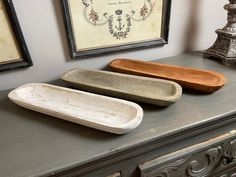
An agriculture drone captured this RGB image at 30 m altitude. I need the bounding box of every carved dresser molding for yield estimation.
[218,172,236,177]
[139,131,236,177]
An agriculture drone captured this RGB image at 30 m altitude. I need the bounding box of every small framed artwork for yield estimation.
[0,0,32,72]
[61,0,171,58]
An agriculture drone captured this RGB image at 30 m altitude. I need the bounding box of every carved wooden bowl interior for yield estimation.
[109,59,227,93]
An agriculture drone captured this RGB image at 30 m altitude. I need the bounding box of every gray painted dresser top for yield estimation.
[0,53,236,177]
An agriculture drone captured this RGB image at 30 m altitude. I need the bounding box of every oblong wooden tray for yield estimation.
[109,59,227,93]
[8,83,143,134]
[61,69,182,106]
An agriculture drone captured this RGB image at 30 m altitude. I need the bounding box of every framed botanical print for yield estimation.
[61,0,171,58]
[0,0,32,72]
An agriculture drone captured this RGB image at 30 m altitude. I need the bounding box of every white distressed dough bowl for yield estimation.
[8,83,143,134]
[61,69,182,106]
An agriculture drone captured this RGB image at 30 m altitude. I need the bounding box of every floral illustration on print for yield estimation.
[81,0,155,39]
[140,4,149,17]
[82,0,90,7]
[89,9,99,23]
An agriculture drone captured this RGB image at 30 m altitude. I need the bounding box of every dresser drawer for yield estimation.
[139,130,236,177]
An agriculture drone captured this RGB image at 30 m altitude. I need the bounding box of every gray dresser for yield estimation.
[1,52,236,177]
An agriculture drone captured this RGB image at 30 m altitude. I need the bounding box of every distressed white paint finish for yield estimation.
[8,83,143,134]
[61,69,182,106]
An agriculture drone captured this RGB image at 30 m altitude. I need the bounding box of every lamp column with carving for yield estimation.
[204,0,236,65]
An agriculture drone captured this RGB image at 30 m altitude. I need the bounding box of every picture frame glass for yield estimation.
[62,0,171,57]
[69,0,163,51]
[0,1,22,64]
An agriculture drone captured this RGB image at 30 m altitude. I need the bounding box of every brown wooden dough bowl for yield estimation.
[109,59,227,93]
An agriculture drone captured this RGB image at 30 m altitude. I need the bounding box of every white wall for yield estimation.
[0,0,228,90]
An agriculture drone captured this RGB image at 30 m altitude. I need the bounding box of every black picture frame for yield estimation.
[0,0,32,72]
[61,0,172,58]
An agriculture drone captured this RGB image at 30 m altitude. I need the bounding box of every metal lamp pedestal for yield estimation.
[204,0,236,65]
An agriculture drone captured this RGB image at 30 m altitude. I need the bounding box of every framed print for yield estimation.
[0,0,32,72]
[61,0,171,58]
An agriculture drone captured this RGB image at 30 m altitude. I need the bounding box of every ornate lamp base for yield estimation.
[204,29,236,65]
[204,0,236,65]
